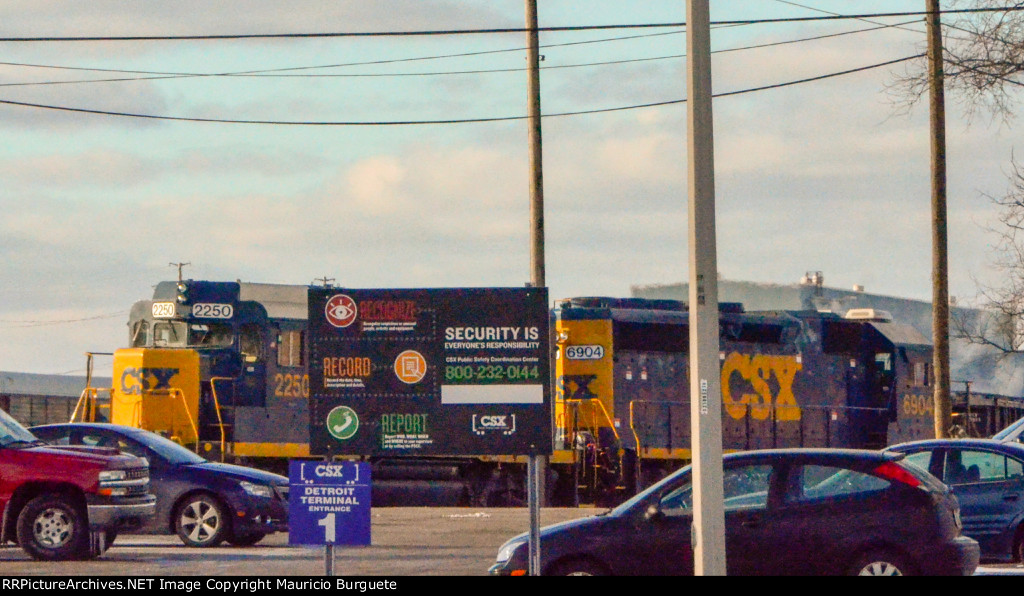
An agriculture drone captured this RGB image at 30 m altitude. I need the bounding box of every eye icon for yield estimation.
[325,294,358,328]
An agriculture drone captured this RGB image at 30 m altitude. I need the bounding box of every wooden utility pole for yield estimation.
[927,0,952,438]
[525,0,545,578]
[527,0,545,286]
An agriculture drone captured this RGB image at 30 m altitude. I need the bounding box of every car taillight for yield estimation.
[872,462,922,488]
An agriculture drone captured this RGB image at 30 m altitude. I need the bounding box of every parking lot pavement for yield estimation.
[0,507,1020,576]
[0,507,600,576]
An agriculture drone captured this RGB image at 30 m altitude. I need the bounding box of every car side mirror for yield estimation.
[645,504,665,522]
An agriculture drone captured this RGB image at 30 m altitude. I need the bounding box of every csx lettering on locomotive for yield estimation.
[120,367,179,395]
[721,353,802,421]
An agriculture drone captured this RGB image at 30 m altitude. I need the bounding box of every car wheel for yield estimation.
[547,558,608,576]
[1014,527,1024,563]
[849,550,911,576]
[176,494,229,547]
[227,531,266,547]
[15,495,88,561]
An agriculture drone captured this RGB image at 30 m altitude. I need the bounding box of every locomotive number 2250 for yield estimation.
[274,373,310,398]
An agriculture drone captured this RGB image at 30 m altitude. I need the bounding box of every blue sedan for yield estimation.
[31,423,288,547]
[886,439,1024,563]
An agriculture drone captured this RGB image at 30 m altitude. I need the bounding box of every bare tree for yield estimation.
[954,157,1024,351]
[891,0,1024,120]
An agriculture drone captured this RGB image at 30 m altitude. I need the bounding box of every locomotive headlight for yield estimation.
[176,282,189,303]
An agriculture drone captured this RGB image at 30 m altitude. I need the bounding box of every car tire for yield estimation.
[547,558,608,576]
[849,549,912,576]
[227,531,266,547]
[15,495,88,561]
[176,494,229,547]
[1014,526,1024,563]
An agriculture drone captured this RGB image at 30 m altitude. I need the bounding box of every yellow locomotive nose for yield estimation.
[110,348,200,446]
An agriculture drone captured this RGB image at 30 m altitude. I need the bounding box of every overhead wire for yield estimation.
[0,6,1021,42]
[0,53,924,125]
[0,19,923,87]
[0,311,128,328]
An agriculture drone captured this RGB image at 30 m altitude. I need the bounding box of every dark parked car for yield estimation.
[31,423,288,547]
[886,438,1024,563]
[490,449,979,576]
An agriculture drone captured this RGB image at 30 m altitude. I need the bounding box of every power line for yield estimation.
[0,54,923,126]
[0,311,128,328]
[0,7,1021,42]
[0,19,922,88]
[0,28,688,78]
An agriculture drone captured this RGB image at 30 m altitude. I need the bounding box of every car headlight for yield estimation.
[99,469,127,482]
[496,538,527,563]
[239,481,274,498]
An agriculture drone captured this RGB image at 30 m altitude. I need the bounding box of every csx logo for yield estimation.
[473,414,516,435]
[721,353,803,421]
[120,367,179,395]
[315,465,348,478]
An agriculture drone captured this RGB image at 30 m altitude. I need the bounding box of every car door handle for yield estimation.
[1004,494,1020,502]
[741,517,762,529]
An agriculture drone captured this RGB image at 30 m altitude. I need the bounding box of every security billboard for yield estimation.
[308,287,551,457]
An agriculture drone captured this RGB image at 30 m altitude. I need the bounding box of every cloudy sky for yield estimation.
[1,1,1021,375]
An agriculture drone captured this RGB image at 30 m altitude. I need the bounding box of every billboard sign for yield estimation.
[308,287,551,457]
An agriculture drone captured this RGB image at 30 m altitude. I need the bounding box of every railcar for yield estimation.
[71,280,1019,506]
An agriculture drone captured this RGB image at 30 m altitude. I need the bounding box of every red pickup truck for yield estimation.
[1,407,156,560]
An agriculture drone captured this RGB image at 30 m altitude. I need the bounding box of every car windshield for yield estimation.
[131,430,207,465]
[993,416,1024,441]
[0,408,41,447]
[608,464,692,516]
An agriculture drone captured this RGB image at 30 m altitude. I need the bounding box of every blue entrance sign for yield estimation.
[288,460,371,546]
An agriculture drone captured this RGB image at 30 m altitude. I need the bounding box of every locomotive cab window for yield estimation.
[188,323,233,348]
[913,362,931,387]
[130,320,150,347]
[277,329,304,367]
[239,324,263,363]
[153,321,187,347]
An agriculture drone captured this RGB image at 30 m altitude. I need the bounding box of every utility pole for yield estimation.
[927,0,952,438]
[526,0,545,286]
[525,0,545,578]
[686,0,727,576]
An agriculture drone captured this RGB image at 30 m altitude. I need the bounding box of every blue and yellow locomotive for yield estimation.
[91,280,941,506]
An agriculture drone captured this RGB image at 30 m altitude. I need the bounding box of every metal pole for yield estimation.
[927,0,952,439]
[325,543,335,576]
[324,455,336,576]
[686,0,727,576]
[527,454,541,575]
[525,0,545,577]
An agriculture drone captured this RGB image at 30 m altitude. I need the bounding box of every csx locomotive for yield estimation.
[83,280,946,506]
